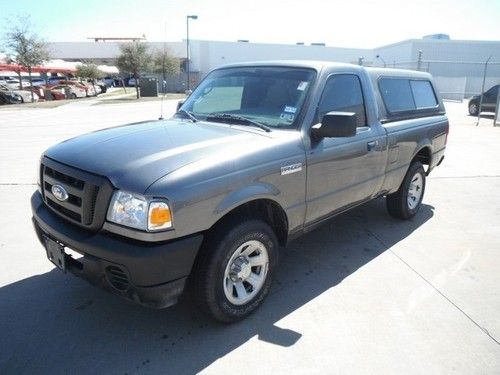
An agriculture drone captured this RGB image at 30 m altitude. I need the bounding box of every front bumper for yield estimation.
[31,191,203,308]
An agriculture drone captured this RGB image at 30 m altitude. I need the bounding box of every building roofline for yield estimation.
[375,38,500,50]
[181,39,373,52]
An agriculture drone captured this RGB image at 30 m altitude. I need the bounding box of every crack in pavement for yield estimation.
[355,216,500,346]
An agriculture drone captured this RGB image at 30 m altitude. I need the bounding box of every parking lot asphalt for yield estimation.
[0,100,499,374]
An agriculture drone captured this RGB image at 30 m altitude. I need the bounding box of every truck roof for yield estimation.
[365,67,433,80]
[214,60,360,72]
[215,60,434,80]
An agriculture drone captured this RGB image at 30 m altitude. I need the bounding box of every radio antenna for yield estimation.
[159,21,167,120]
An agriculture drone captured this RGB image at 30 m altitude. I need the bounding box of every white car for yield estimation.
[0,84,39,103]
[4,79,31,89]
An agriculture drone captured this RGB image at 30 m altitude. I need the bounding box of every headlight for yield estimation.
[106,191,172,231]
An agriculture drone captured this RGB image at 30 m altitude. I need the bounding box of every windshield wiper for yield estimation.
[175,109,198,122]
[206,113,271,132]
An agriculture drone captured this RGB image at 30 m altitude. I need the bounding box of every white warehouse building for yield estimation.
[48,36,500,99]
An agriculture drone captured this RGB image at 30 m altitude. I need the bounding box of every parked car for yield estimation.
[102,76,115,87]
[127,77,138,86]
[468,84,499,115]
[113,77,125,87]
[30,78,46,87]
[43,86,66,100]
[0,84,39,103]
[31,61,448,322]
[47,76,68,86]
[49,84,86,99]
[0,90,23,104]
[94,79,107,93]
[4,79,30,89]
[52,80,96,97]
[24,86,46,100]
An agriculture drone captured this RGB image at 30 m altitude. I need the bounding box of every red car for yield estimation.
[43,85,86,100]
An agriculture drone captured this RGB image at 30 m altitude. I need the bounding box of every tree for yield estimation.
[2,15,51,102]
[152,48,180,93]
[76,62,102,97]
[116,41,152,99]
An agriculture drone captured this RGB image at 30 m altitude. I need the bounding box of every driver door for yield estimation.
[305,74,387,225]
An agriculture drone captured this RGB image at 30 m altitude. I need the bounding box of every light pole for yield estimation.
[376,54,386,68]
[186,15,198,93]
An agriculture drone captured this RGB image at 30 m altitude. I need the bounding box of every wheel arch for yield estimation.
[210,197,289,247]
[412,145,432,174]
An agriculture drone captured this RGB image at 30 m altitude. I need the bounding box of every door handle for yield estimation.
[367,141,378,151]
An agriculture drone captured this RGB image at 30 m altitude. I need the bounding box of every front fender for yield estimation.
[215,182,281,215]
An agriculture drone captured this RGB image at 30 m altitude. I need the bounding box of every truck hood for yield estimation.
[45,119,267,192]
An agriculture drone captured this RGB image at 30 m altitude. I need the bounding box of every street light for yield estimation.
[186,15,198,93]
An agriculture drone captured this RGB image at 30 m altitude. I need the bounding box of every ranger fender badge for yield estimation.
[281,163,302,175]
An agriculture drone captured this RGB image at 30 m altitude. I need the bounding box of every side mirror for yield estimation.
[311,111,357,139]
[176,99,185,111]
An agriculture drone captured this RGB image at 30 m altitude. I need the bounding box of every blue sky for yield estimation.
[1,0,499,48]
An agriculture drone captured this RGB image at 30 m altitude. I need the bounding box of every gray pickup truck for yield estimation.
[31,61,448,322]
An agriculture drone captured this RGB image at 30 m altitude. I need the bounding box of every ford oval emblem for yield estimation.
[51,184,69,202]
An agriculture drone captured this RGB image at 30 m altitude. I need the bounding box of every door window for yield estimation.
[317,74,367,127]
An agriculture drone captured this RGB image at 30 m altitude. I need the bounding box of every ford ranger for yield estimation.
[31,61,448,322]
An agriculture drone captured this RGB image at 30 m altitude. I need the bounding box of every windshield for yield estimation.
[180,66,316,129]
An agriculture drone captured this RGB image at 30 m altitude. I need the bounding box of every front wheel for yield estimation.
[191,219,278,323]
[386,161,426,219]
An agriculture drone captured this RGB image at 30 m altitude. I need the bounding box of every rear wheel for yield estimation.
[468,101,479,116]
[70,93,77,99]
[386,161,426,219]
[191,219,278,323]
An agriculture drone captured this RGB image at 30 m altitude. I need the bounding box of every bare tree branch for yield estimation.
[2,15,51,102]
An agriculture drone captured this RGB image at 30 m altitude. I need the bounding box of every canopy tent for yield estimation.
[0,62,76,74]
[0,60,119,75]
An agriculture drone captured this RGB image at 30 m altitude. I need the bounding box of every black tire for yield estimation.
[386,161,426,219]
[468,100,479,116]
[190,219,279,323]
[70,93,77,99]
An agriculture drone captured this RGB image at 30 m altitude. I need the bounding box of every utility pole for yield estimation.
[477,55,492,126]
[186,15,198,93]
[376,54,386,67]
[417,50,423,71]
